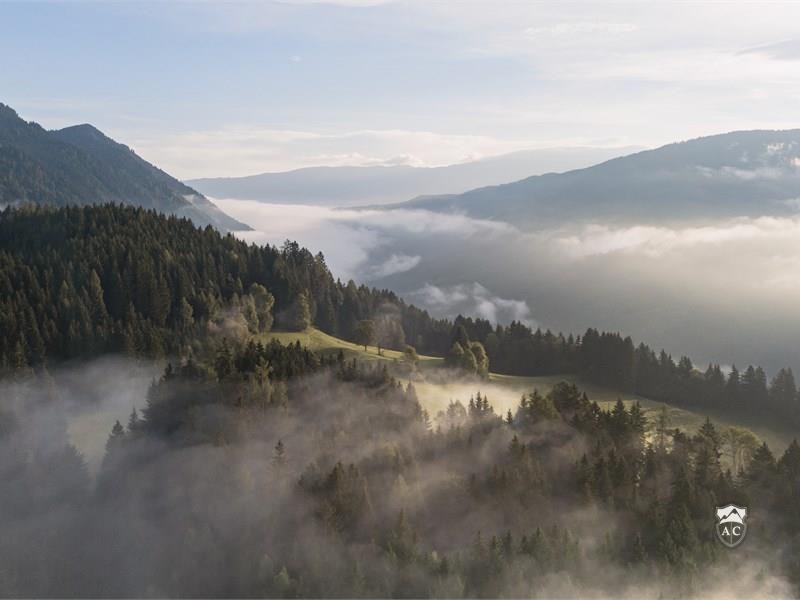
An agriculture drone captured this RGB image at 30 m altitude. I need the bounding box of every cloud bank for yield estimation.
[134,128,537,179]
[217,197,800,374]
[409,282,533,326]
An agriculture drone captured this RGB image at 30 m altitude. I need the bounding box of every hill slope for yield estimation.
[186,147,635,207]
[263,328,794,456]
[389,130,800,225]
[0,103,248,231]
[0,203,454,368]
[263,327,441,366]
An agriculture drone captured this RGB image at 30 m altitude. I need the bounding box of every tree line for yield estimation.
[0,204,452,371]
[453,317,800,428]
[2,203,799,429]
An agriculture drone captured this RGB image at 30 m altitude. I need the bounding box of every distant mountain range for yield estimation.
[186,147,636,207]
[384,130,800,225]
[0,103,248,231]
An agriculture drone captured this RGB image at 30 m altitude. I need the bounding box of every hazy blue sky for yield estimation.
[4,1,800,177]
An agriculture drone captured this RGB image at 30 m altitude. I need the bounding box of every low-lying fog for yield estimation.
[3,357,161,476]
[217,197,800,375]
[4,357,794,599]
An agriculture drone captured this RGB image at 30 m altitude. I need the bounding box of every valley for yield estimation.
[7,2,800,597]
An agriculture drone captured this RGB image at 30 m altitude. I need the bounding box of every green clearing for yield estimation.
[263,329,796,453]
[261,328,444,366]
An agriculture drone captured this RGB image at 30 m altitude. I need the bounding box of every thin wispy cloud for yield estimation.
[409,282,534,326]
[132,128,534,178]
[524,22,638,37]
[739,39,800,61]
[8,1,800,176]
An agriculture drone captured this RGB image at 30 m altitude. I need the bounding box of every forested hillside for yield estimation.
[0,103,246,230]
[2,203,799,430]
[0,203,452,368]
[2,203,800,596]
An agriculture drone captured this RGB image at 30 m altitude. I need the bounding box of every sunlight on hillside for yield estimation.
[263,330,794,455]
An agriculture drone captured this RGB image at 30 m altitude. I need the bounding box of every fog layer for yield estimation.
[217,198,800,374]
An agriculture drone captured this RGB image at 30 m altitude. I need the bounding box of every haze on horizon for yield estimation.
[4,0,800,178]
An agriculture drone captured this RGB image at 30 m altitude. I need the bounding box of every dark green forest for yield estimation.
[454,317,800,428]
[0,203,453,367]
[2,203,799,430]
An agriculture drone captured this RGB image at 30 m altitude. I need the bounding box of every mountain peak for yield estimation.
[0,103,21,121]
[0,101,249,232]
[55,123,116,146]
[58,123,105,137]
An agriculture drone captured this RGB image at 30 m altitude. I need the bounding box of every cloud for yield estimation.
[18,0,800,182]
[279,0,392,6]
[739,39,800,61]
[368,253,421,278]
[524,22,638,36]
[366,153,426,167]
[553,217,800,260]
[132,128,535,179]
[214,197,800,374]
[695,165,790,181]
[409,282,534,326]
[214,199,513,281]
[213,200,382,280]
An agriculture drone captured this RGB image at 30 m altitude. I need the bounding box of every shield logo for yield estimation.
[715,504,747,548]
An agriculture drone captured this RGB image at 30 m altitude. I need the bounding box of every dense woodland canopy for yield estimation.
[2,203,800,429]
[0,203,452,366]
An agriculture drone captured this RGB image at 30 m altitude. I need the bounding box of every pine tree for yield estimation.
[747,442,776,484]
[779,439,800,477]
[215,338,235,380]
[273,439,287,468]
[127,407,140,433]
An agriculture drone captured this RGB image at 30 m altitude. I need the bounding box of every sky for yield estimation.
[3,1,800,178]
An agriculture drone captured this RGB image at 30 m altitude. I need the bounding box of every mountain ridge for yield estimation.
[186,146,639,207]
[380,129,800,225]
[0,103,249,231]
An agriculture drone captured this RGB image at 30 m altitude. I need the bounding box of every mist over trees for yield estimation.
[3,338,800,597]
[445,325,489,378]
[3,203,800,596]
